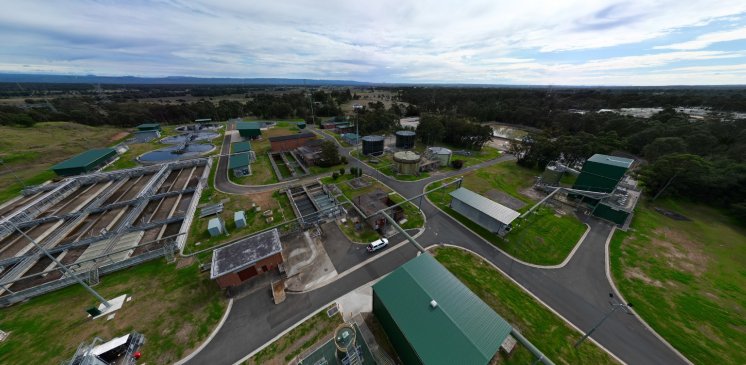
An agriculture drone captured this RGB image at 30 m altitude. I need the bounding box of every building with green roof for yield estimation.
[237,121,262,139]
[51,148,117,176]
[229,153,250,177]
[373,254,513,365]
[232,141,252,153]
[572,154,633,193]
[136,123,161,131]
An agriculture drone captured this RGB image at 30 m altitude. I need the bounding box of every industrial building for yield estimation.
[232,141,252,153]
[373,254,513,365]
[342,133,360,145]
[135,123,161,131]
[236,121,262,139]
[425,147,452,167]
[354,189,403,232]
[229,152,251,177]
[50,148,118,176]
[269,132,315,152]
[449,187,519,236]
[210,228,284,288]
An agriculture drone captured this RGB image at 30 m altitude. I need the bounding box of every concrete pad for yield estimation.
[336,285,373,322]
[92,294,128,320]
[285,235,337,292]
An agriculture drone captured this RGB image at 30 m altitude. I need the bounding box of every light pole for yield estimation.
[1,218,111,308]
[574,293,632,348]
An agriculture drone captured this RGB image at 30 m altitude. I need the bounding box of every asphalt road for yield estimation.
[186,123,688,365]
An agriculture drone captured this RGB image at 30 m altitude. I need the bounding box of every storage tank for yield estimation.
[427,147,452,166]
[395,130,416,149]
[361,135,385,155]
[540,163,563,186]
[393,151,421,175]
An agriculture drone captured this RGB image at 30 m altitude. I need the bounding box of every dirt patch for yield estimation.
[486,189,526,210]
[176,256,195,269]
[251,191,279,210]
[519,187,544,202]
[654,227,708,275]
[625,267,664,287]
[110,131,130,142]
[654,207,691,221]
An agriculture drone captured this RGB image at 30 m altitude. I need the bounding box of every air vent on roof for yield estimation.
[430,300,438,308]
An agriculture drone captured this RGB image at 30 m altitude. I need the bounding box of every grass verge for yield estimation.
[610,200,746,365]
[0,259,226,365]
[434,247,618,364]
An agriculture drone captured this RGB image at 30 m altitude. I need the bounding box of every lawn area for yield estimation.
[245,306,342,364]
[0,122,124,203]
[184,162,296,254]
[434,247,618,364]
[426,160,586,265]
[0,259,226,365]
[610,200,746,365]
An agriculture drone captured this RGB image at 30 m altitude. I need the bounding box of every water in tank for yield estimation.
[395,130,416,149]
[361,135,385,155]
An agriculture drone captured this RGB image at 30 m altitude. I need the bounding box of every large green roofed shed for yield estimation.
[573,153,634,193]
[237,121,262,138]
[228,153,250,170]
[136,123,161,131]
[51,148,117,176]
[232,141,252,153]
[373,254,512,365]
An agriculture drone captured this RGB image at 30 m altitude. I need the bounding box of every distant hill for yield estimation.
[0,73,371,86]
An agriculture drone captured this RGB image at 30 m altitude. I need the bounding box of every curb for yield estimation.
[421,178,589,270]
[603,227,694,365]
[431,244,627,365]
[174,298,234,365]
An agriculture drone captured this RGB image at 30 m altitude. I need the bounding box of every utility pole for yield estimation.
[2,218,111,308]
[574,293,632,348]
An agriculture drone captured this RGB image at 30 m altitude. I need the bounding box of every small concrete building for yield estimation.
[449,187,519,236]
[237,121,262,139]
[50,148,117,176]
[210,228,284,288]
[426,147,452,167]
[136,123,161,131]
[269,132,315,152]
[234,211,246,228]
[207,218,223,237]
[373,254,513,365]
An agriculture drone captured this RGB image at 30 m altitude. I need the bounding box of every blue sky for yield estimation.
[1,0,746,85]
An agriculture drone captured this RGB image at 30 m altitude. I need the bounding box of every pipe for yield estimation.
[511,328,555,365]
[380,211,425,253]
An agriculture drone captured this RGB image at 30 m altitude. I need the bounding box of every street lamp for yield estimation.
[574,293,632,348]
[1,217,111,308]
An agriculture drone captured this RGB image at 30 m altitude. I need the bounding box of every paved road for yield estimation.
[187,123,688,365]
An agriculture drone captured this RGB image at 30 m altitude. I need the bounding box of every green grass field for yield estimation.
[0,122,124,203]
[434,247,618,364]
[426,161,586,265]
[610,200,746,365]
[0,259,226,365]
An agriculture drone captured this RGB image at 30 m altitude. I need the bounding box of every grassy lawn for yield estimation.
[245,306,342,364]
[0,259,226,365]
[610,200,746,365]
[0,122,124,203]
[426,161,586,265]
[434,247,618,364]
[232,153,278,185]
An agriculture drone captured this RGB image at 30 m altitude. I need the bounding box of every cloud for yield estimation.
[0,1,745,84]
[654,26,746,50]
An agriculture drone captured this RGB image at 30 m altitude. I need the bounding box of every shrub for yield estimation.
[339,168,345,175]
[451,159,465,169]
[332,172,339,180]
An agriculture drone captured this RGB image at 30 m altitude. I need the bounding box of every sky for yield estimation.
[1,1,746,85]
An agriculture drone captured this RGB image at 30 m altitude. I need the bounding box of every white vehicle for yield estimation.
[366,237,389,252]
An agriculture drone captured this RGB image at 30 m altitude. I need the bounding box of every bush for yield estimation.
[332,172,339,180]
[340,156,348,164]
[339,168,345,175]
[451,159,465,169]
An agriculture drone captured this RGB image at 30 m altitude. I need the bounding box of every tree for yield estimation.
[416,115,445,145]
[642,137,688,161]
[451,159,464,169]
[317,140,341,167]
[637,154,711,200]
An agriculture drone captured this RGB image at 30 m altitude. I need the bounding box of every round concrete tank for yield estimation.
[361,135,385,155]
[395,130,416,149]
[427,147,452,166]
[394,151,421,175]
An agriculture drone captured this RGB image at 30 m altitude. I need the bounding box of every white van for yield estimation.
[366,238,389,252]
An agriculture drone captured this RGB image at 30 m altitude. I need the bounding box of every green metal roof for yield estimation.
[232,141,252,153]
[51,148,117,170]
[237,121,262,130]
[228,153,249,169]
[587,154,633,168]
[373,254,512,365]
